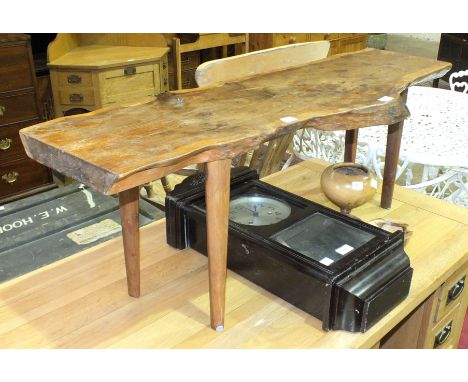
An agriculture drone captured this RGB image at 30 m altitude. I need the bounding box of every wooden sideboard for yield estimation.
[249,33,368,55]
[0,158,466,348]
[47,34,169,117]
[0,34,54,203]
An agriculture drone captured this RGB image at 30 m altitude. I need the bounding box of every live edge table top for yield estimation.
[20,49,450,195]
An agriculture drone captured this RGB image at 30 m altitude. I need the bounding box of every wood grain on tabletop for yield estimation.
[20,49,450,194]
[0,159,466,348]
[194,41,330,178]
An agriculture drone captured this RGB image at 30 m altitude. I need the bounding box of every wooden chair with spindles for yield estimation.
[194,41,331,178]
[145,41,331,200]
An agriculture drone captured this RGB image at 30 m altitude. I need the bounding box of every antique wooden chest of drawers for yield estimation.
[0,34,54,203]
[48,45,169,117]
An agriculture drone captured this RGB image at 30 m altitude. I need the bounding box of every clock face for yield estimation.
[229,194,292,226]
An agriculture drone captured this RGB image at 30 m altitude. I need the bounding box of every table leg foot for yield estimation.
[344,129,358,163]
[205,159,231,330]
[119,187,140,297]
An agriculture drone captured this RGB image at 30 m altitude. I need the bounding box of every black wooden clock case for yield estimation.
[165,168,412,333]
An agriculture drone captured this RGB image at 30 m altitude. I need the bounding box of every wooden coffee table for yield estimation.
[19,48,450,331]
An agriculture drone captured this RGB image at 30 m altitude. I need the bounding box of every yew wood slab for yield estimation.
[20,49,450,194]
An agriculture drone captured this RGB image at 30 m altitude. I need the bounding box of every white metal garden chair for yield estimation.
[286,70,468,208]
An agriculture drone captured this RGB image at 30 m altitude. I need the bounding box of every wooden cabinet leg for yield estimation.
[119,187,140,297]
[381,121,404,209]
[205,159,231,331]
[344,128,358,162]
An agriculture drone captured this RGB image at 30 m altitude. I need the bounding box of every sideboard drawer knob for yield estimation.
[447,276,465,303]
[2,171,19,184]
[67,74,82,84]
[69,93,84,103]
[0,138,12,151]
[0,105,5,116]
[124,66,136,76]
[434,320,452,348]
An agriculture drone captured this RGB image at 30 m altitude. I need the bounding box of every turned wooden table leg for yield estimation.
[119,187,141,297]
[381,90,408,209]
[205,159,231,331]
[344,129,358,162]
[381,121,404,209]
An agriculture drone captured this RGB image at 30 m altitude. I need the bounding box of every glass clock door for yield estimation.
[270,213,376,267]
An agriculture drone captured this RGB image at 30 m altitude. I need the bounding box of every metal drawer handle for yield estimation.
[434,320,452,348]
[0,138,12,151]
[67,74,82,84]
[447,276,465,303]
[2,171,19,184]
[0,105,5,116]
[124,66,136,76]
[69,93,84,103]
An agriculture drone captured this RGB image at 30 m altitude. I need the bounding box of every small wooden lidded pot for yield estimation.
[320,162,378,214]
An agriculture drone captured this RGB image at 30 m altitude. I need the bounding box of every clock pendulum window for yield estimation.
[165,167,413,333]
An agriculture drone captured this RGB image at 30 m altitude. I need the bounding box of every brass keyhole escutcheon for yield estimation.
[2,171,19,184]
[0,138,12,151]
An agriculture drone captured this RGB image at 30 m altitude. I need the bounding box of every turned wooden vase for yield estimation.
[320,162,378,214]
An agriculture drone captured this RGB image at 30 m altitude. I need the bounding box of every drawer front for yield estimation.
[104,64,154,79]
[104,89,155,106]
[0,44,34,92]
[0,92,38,126]
[103,71,155,102]
[0,119,40,161]
[57,71,93,87]
[434,267,467,322]
[59,89,95,106]
[430,304,461,349]
[0,157,52,199]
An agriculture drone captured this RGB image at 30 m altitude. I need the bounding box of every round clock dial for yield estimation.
[229,194,291,226]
